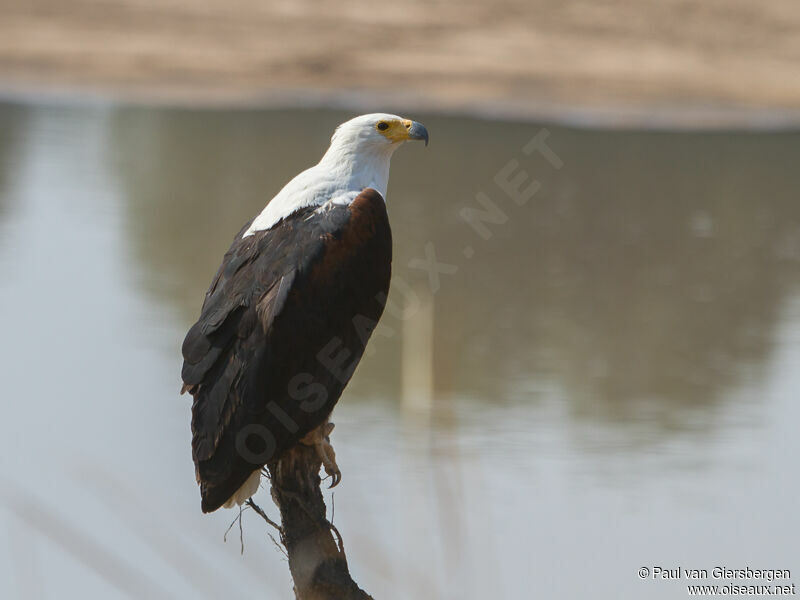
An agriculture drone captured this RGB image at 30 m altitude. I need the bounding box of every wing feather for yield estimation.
[181,190,392,512]
[181,206,329,461]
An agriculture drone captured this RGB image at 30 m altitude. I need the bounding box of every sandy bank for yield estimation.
[1,0,799,128]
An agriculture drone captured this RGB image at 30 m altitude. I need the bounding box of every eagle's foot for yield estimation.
[300,422,341,488]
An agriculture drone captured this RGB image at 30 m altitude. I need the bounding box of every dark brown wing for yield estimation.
[181,188,391,512]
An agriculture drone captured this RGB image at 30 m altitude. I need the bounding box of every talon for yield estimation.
[319,433,341,488]
[326,466,341,488]
[301,421,341,487]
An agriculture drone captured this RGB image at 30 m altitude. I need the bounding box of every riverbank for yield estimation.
[2,0,799,129]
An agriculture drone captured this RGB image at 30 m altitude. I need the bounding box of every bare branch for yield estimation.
[263,434,372,600]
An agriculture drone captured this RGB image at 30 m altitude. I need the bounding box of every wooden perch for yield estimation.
[251,431,372,600]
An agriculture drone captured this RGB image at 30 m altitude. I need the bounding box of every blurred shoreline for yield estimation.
[2,82,800,131]
[2,0,800,130]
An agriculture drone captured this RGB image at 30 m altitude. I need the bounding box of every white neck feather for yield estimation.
[243,132,397,237]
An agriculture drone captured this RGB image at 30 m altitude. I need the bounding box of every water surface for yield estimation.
[0,102,798,599]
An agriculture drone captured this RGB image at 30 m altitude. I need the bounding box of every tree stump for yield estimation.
[259,436,372,600]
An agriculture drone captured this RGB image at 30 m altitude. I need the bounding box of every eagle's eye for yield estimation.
[376,121,389,131]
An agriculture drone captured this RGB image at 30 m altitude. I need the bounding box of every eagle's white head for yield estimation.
[244,113,428,236]
[327,113,429,154]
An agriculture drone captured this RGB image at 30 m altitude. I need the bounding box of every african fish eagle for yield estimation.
[181,113,429,513]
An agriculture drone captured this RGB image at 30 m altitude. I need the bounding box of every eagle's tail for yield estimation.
[200,469,261,513]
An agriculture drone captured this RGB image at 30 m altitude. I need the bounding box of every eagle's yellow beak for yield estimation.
[402,119,429,146]
[379,118,429,146]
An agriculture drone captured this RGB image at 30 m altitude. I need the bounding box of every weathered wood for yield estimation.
[262,439,372,600]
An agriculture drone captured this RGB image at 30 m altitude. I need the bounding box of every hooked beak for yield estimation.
[405,120,429,146]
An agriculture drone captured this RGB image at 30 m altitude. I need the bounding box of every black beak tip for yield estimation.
[409,121,429,146]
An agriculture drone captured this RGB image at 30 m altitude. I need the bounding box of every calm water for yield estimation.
[0,102,798,599]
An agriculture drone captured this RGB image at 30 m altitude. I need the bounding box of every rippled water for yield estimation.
[0,102,798,599]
